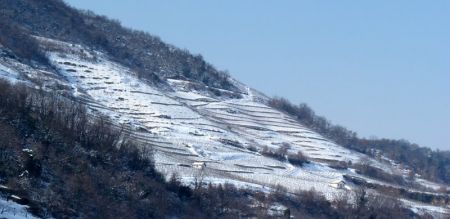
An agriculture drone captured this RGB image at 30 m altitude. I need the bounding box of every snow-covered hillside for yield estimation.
[0,37,448,217]
[42,39,361,197]
[0,196,39,219]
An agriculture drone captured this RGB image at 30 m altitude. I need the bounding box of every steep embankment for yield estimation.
[0,36,448,217]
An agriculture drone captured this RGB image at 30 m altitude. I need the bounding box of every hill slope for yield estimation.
[0,0,448,218]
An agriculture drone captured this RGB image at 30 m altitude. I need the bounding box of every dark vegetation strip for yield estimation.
[0,0,238,93]
[269,97,450,184]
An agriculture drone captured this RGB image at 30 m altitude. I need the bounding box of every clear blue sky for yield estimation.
[65,0,450,150]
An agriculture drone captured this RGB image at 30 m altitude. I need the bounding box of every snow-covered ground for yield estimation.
[404,199,450,219]
[0,196,39,219]
[0,38,447,216]
[46,49,359,199]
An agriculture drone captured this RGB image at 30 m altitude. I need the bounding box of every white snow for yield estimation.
[1,37,448,217]
[0,196,39,219]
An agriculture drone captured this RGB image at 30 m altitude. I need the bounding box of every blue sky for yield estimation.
[65,0,450,150]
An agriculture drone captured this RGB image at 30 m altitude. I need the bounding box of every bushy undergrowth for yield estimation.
[0,19,47,64]
[261,144,309,166]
